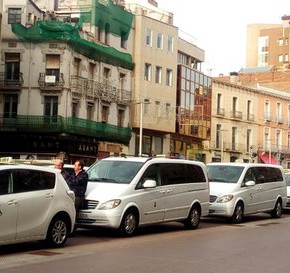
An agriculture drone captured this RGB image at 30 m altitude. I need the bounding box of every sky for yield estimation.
[157,0,290,76]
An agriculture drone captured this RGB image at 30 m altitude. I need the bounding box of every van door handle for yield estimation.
[8,199,18,205]
[45,193,54,199]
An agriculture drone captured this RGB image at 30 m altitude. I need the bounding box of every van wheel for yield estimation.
[45,217,69,248]
[232,202,244,224]
[119,209,138,236]
[271,200,282,218]
[184,206,200,229]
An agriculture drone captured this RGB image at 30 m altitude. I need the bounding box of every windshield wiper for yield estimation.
[89,177,118,183]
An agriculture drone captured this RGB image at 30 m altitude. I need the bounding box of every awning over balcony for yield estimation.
[259,154,277,165]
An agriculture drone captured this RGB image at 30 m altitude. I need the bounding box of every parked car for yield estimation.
[0,164,76,247]
[76,156,209,236]
[284,171,290,210]
[207,163,287,223]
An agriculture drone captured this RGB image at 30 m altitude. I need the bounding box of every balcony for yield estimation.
[71,76,131,104]
[247,113,255,122]
[230,111,243,120]
[38,73,65,91]
[216,108,225,116]
[0,72,24,90]
[0,115,131,144]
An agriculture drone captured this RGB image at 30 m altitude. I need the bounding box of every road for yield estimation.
[1,213,290,273]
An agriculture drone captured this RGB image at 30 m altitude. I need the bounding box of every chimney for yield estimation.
[229,71,239,84]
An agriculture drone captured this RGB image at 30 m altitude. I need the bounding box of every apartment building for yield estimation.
[246,15,290,70]
[125,0,209,159]
[0,0,134,164]
[213,72,290,167]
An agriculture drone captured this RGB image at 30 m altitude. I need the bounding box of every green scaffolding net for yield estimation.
[79,0,134,40]
[11,0,134,70]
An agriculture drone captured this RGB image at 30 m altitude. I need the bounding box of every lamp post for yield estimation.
[138,101,143,157]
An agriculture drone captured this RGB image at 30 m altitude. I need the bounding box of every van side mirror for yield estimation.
[143,179,157,188]
[245,180,255,187]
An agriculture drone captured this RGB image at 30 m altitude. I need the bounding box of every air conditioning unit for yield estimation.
[45,75,56,83]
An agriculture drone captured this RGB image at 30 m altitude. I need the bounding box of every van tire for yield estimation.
[184,206,200,229]
[45,216,69,248]
[232,202,244,224]
[271,200,282,218]
[119,209,138,236]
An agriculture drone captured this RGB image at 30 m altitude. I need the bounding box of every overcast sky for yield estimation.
[157,0,290,76]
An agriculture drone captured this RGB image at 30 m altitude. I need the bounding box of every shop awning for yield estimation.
[259,154,277,164]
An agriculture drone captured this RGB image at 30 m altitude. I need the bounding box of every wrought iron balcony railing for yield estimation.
[0,72,24,88]
[38,73,65,88]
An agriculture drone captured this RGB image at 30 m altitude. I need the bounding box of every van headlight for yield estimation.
[217,195,234,203]
[99,199,121,210]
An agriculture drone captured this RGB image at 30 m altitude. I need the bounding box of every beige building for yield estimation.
[125,0,208,159]
[0,0,134,163]
[246,15,290,70]
[213,73,290,168]
[208,75,259,163]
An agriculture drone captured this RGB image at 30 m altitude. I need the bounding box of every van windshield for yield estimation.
[207,165,245,183]
[87,160,144,184]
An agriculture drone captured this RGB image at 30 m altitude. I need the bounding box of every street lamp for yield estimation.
[136,100,150,157]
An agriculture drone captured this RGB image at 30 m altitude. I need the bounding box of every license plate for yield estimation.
[77,213,88,219]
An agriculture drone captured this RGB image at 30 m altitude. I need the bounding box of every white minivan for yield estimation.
[76,156,209,236]
[207,163,287,223]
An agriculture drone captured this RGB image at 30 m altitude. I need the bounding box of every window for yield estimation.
[118,108,125,127]
[157,32,163,49]
[232,127,237,150]
[87,103,94,120]
[73,57,81,76]
[277,102,282,123]
[5,53,20,81]
[155,101,161,118]
[13,170,55,193]
[145,63,151,81]
[285,54,289,62]
[144,99,150,115]
[44,96,58,122]
[276,130,282,150]
[102,105,109,123]
[105,23,110,45]
[121,32,127,49]
[165,103,171,118]
[246,129,251,152]
[279,54,283,62]
[155,66,162,84]
[167,36,173,52]
[72,102,79,118]
[89,63,95,79]
[46,55,60,81]
[145,28,152,46]
[8,8,21,24]
[166,69,172,86]
[216,124,222,149]
[4,94,18,118]
[103,67,111,80]
[278,38,283,46]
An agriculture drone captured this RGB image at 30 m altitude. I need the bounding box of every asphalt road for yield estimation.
[1,213,290,273]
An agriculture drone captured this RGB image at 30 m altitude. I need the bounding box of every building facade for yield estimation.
[246,15,290,70]
[0,0,134,164]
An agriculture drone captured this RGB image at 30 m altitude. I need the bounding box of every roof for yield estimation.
[239,66,274,74]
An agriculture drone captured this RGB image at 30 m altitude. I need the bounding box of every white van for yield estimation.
[76,156,209,236]
[207,163,287,223]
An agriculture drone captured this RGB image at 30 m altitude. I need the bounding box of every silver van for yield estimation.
[207,163,287,223]
[76,156,209,236]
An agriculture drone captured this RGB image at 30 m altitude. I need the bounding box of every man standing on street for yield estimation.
[54,158,70,182]
[68,160,88,210]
